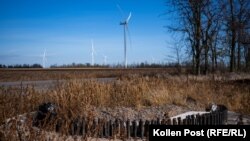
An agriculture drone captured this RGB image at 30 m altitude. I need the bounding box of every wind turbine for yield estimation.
[120,12,132,68]
[42,49,47,68]
[102,55,107,65]
[91,39,96,66]
[151,56,156,64]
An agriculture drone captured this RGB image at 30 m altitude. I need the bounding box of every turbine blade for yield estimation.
[126,12,132,23]
[116,4,125,18]
[91,39,97,54]
[91,39,94,50]
[43,49,47,60]
[43,49,46,57]
[44,49,47,62]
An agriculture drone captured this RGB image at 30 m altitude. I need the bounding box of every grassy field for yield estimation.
[0,69,250,140]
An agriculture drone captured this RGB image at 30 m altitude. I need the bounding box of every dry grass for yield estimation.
[1,73,250,140]
[1,76,250,122]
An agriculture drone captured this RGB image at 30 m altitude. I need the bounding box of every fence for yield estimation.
[49,109,227,139]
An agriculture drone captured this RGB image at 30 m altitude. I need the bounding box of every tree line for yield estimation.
[0,64,42,68]
[50,62,180,69]
[165,0,250,75]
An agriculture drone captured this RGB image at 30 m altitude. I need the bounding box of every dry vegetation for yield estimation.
[1,74,250,122]
[0,69,250,140]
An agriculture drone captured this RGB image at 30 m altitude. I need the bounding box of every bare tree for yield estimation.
[201,0,223,74]
[236,0,250,70]
[168,38,185,72]
[165,0,250,73]
[165,0,207,75]
[222,0,250,71]
[229,0,237,72]
[242,32,250,69]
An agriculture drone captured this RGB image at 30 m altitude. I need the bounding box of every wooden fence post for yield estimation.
[70,120,74,135]
[132,120,137,137]
[196,114,201,125]
[103,119,109,137]
[139,119,144,138]
[157,118,161,125]
[206,114,210,125]
[151,119,155,125]
[167,119,171,125]
[214,113,217,125]
[127,120,131,138]
[82,117,86,137]
[98,118,103,138]
[109,119,113,137]
[191,115,195,125]
[77,118,82,135]
[218,112,221,125]
[173,118,177,125]
[186,116,191,125]
[210,113,214,125]
[121,120,126,138]
[215,113,219,125]
[177,117,182,125]
[161,118,166,125]
[114,119,120,138]
[144,120,150,138]
[182,118,187,125]
[202,114,206,125]
[91,118,97,137]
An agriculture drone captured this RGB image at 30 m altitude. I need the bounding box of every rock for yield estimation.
[205,103,227,113]
[33,102,57,127]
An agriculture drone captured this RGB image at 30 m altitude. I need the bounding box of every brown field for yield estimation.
[0,68,250,140]
[0,68,176,82]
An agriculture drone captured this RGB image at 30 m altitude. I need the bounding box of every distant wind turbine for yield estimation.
[120,12,132,68]
[42,49,47,68]
[103,55,107,65]
[91,39,96,66]
[151,56,156,64]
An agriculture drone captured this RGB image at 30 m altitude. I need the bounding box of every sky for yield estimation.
[0,0,176,67]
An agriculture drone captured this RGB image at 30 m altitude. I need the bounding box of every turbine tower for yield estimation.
[120,12,132,68]
[91,39,95,66]
[42,49,47,68]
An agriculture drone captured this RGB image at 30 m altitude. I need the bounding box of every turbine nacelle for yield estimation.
[120,22,126,25]
[120,12,132,25]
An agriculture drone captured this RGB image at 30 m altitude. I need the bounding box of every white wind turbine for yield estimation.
[42,49,47,68]
[91,39,96,66]
[102,55,107,65]
[151,55,156,64]
[120,12,132,68]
